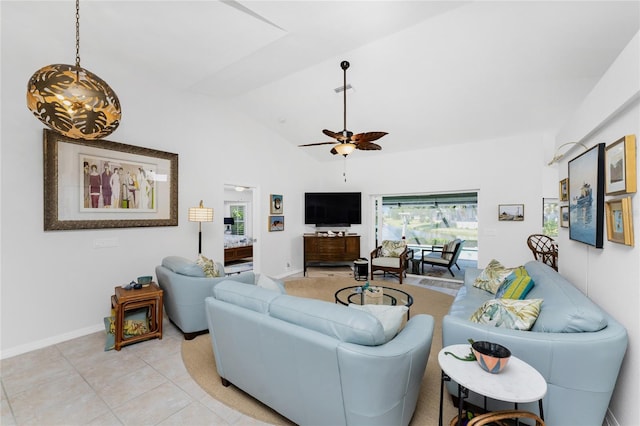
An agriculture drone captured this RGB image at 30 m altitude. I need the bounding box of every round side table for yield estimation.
[438,344,547,426]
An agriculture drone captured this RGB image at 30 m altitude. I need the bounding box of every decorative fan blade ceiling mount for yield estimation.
[298,60,387,157]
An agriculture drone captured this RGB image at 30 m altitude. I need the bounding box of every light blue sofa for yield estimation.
[205,280,435,426]
[442,260,628,426]
[155,256,284,339]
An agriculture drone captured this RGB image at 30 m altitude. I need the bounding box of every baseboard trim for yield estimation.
[0,323,104,360]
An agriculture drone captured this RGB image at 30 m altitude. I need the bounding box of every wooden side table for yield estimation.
[111,282,163,351]
[438,344,547,426]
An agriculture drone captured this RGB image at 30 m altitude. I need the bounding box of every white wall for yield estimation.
[551,33,640,426]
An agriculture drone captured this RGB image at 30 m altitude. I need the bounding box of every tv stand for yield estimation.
[303,234,361,276]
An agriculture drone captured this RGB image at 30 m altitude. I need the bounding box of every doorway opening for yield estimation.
[223,184,255,275]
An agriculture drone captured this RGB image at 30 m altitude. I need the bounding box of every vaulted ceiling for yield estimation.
[6,1,640,161]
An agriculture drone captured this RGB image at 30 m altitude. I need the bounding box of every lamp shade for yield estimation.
[188,200,213,222]
[27,64,121,139]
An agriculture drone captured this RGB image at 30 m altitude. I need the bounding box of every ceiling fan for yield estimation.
[299,60,388,157]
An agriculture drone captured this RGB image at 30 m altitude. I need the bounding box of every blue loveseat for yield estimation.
[205,280,435,425]
[442,260,628,426]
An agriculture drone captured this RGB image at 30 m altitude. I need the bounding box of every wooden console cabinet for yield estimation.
[303,234,360,275]
[224,245,253,265]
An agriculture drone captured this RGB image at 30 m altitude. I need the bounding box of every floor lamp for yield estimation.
[188,200,213,254]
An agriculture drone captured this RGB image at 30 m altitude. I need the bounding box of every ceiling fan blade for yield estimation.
[298,141,336,147]
[356,142,382,151]
[351,131,388,143]
[322,129,351,142]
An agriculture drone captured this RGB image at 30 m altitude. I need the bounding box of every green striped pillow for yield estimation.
[496,267,534,299]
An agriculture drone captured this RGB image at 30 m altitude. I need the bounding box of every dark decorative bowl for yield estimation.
[472,341,511,374]
[137,276,152,285]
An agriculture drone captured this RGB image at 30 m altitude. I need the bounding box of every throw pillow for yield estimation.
[495,267,535,299]
[381,240,406,258]
[256,274,281,292]
[196,254,220,278]
[473,259,515,294]
[469,298,543,331]
[349,304,409,342]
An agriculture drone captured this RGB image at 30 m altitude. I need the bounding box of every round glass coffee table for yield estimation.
[334,286,413,319]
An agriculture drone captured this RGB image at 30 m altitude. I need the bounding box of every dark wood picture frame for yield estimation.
[568,143,605,248]
[605,135,636,195]
[43,129,178,230]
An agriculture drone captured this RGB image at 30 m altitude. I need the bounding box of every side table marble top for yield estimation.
[438,344,547,403]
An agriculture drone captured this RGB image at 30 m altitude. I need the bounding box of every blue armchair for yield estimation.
[156,256,284,339]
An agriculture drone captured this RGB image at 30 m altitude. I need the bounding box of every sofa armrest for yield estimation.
[337,314,435,426]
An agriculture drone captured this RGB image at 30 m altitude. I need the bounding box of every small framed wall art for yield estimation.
[559,178,569,201]
[560,206,569,228]
[268,215,284,232]
[605,197,634,246]
[498,204,524,221]
[605,135,636,195]
[270,194,283,214]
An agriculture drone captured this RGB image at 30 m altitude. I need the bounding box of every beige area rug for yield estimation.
[304,265,354,278]
[181,277,458,425]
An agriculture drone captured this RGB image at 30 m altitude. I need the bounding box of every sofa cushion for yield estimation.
[270,295,387,346]
[495,267,535,299]
[197,254,221,277]
[381,240,405,257]
[524,261,608,332]
[349,304,408,342]
[473,259,514,294]
[161,256,206,277]
[213,280,280,314]
[470,298,543,331]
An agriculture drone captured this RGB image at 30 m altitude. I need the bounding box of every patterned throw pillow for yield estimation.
[381,240,406,257]
[196,254,221,277]
[495,266,535,299]
[473,259,514,294]
[470,298,543,331]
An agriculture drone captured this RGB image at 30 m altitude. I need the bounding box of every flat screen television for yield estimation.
[305,192,362,226]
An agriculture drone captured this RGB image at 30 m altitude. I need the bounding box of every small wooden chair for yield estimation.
[370,240,411,284]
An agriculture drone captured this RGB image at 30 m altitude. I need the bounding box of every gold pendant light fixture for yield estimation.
[26,0,121,140]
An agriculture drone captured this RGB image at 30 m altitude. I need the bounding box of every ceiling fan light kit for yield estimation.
[299,60,387,157]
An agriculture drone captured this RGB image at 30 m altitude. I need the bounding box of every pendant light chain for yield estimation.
[75,0,81,68]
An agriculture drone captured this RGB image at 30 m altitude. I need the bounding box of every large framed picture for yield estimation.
[43,129,178,230]
[568,143,605,248]
[605,135,636,195]
[605,197,634,246]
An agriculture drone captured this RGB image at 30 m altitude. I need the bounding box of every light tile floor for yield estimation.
[1,271,460,426]
[1,319,271,426]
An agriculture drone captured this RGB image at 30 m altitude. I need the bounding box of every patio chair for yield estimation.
[421,239,464,277]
